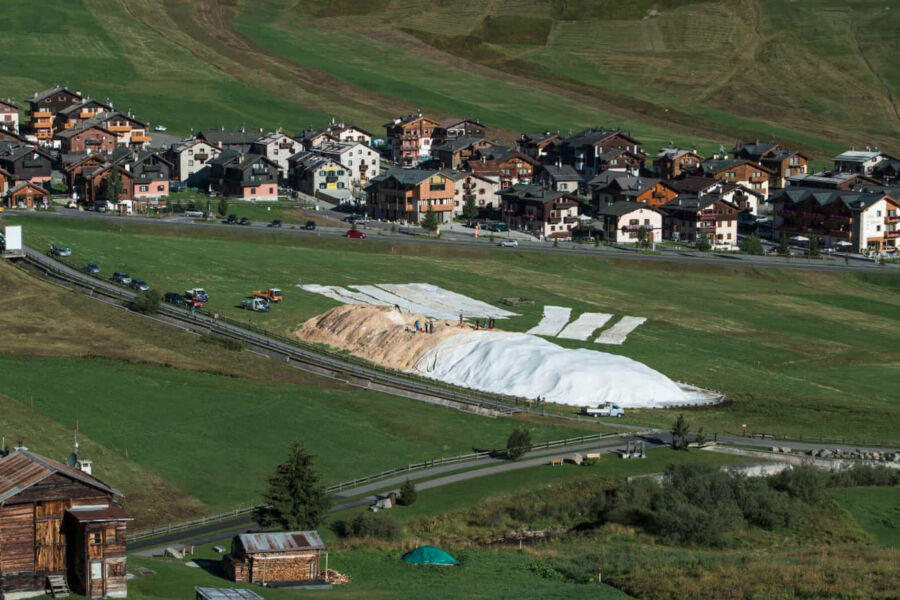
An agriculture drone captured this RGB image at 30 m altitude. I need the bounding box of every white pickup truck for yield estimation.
[581,403,625,418]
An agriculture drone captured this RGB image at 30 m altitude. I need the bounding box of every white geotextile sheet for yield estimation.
[298,284,352,304]
[412,331,693,408]
[329,286,391,305]
[557,312,613,340]
[526,306,572,336]
[377,283,518,319]
[594,316,647,345]
[350,285,453,318]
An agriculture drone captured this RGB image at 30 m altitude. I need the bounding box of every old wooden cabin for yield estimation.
[224,531,327,585]
[0,449,132,600]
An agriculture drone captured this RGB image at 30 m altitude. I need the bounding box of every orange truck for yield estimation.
[252,288,283,303]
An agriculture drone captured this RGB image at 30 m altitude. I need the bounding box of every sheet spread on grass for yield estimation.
[526,306,572,336]
[413,331,698,408]
[595,316,648,345]
[557,312,613,340]
[298,283,519,319]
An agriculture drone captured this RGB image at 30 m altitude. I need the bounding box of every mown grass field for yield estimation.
[11,215,900,444]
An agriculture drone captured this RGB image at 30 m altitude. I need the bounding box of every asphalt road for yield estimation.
[7,209,897,274]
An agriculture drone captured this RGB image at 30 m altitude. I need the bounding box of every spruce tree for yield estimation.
[506,427,533,459]
[217,197,229,217]
[421,207,440,232]
[103,168,122,204]
[696,233,711,252]
[778,232,790,256]
[254,441,332,530]
[462,195,479,221]
[397,479,418,506]
[672,414,690,450]
[739,234,764,255]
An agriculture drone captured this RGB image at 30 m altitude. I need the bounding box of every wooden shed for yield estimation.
[224,531,327,585]
[0,449,132,600]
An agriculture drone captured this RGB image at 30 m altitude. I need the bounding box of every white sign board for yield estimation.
[4,226,22,251]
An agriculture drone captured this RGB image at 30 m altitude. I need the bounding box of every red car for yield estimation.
[345,229,366,239]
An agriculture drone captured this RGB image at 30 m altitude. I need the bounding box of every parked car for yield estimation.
[225,214,238,224]
[112,272,131,285]
[580,403,625,418]
[184,288,209,302]
[303,220,317,231]
[345,229,366,239]
[184,210,204,218]
[268,219,282,228]
[499,239,519,248]
[129,278,150,291]
[49,244,72,258]
[164,292,187,306]
[82,263,101,275]
[239,217,251,226]
[154,124,167,132]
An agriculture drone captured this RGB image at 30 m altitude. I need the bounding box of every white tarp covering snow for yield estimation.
[594,316,647,345]
[298,283,518,319]
[526,306,572,336]
[557,312,613,340]
[413,331,704,408]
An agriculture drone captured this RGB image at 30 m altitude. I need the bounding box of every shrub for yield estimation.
[343,511,401,540]
[398,479,417,506]
[506,427,532,459]
[130,289,161,315]
[769,467,828,505]
[739,234,764,255]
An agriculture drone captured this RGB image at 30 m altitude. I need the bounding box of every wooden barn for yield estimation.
[224,531,327,585]
[0,449,132,600]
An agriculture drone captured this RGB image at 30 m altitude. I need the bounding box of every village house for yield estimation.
[165,139,222,188]
[430,137,492,170]
[661,195,741,249]
[652,148,703,179]
[433,118,487,143]
[82,111,150,148]
[595,201,663,244]
[62,153,108,193]
[0,98,20,133]
[54,99,112,133]
[536,164,581,193]
[668,175,720,197]
[871,156,900,184]
[366,168,455,224]
[209,151,279,200]
[224,531,327,585]
[322,121,373,146]
[197,129,262,153]
[831,149,885,176]
[295,129,334,151]
[26,86,83,142]
[287,152,351,202]
[5,180,49,209]
[698,157,773,196]
[0,128,30,147]
[384,113,441,166]
[54,122,117,155]
[786,171,878,191]
[80,163,134,213]
[732,140,808,189]
[515,132,563,160]
[550,129,644,177]
[443,170,500,217]
[249,132,301,180]
[116,149,173,203]
[591,175,678,209]
[499,183,581,240]
[769,188,900,255]
[0,447,132,599]
[312,141,380,195]
[0,144,53,187]
[469,149,539,189]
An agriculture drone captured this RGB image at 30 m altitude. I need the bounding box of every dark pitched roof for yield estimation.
[542,164,581,180]
[700,158,773,175]
[431,136,485,153]
[0,98,19,110]
[499,182,577,204]
[668,176,718,194]
[54,121,114,139]
[0,143,53,161]
[85,110,147,129]
[198,129,260,146]
[8,180,49,195]
[0,449,119,503]
[57,99,112,117]
[770,187,889,211]
[596,201,660,217]
[30,86,81,103]
[371,167,444,186]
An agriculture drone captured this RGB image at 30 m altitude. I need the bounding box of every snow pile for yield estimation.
[413,331,699,408]
[526,306,571,336]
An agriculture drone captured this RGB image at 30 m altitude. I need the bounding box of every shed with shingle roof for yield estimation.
[225,531,327,585]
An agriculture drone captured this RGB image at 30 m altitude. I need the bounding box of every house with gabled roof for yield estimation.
[434,118,487,143]
[786,171,877,191]
[831,149,885,176]
[769,187,900,254]
[698,157,773,197]
[54,122,117,154]
[224,531,327,584]
[287,151,351,202]
[443,169,500,217]
[653,148,703,179]
[661,195,741,249]
[113,148,173,202]
[595,201,663,244]
[165,138,222,187]
[54,99,112,133]
[0,447,132,599]
[550,128,644,177]
[85,111,150,148]
[323,121,373,146]
[732,140,808,188]
[498,183,582,240]
[312,140,381,193]
[249,131,301,179]
[469,148,538,188]
[0,98,20,134]
[209,151,279,200]
[384,113,441,166]
[430,136,492,170]
[515,131,563,160]
[536,164,581,193]
[591,175,678,209]
[62,152,109,193]
[5,180,49,209]
[0,143,53,186]
[197,129,262,153]
[26,86,83,141]
[366,168,455,223]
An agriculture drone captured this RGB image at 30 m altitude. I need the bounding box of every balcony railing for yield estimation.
[31,110,52,118]
[131,135,152,143]
[886,215,900,224]
[886,230,900,239]
[699,213,717,221]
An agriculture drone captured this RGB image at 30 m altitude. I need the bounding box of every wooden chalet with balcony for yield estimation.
[433,118,487,143]
[698,157,774,197]
[87,112,151,148]
[515,132,563,160]
[366,168,455,224]
[224,531,327,585]
[62,153,108,193]
[469,149,539,189]
[54,123,117,155]
[499,183,581,240]
[209,151,279,200]
[115,149,173,203]
[653,148,703,179]
[732,141,808,189]
[0,448,132,600]
[661,195,741,249]
[197,129,263,153]
[5,181,49,209]
[550,129,645,177]
[26,87,83,142]
[54,100,112,133]
[591,176,678,209]
[430,137,492,170]
[249,132,301,180]
[384,113,441,166]
[80,163,134,212]
[770,188,900,255]
[0,144,53,187]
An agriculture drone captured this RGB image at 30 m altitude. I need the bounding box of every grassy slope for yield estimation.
[12,215,900,443]
[832,486,900,549]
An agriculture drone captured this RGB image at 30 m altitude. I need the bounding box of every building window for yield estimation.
[319,183,326,189]
[139,185,148,192]
[251,188,256,194]
[91,532,101,545]
[188,160,194,167]
[157,184,165,191]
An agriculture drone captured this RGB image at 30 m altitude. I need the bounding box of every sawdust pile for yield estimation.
[296,305,476,370]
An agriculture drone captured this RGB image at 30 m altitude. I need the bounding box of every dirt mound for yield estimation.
[296,305,477,370]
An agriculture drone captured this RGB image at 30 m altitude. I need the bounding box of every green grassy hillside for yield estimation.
[3,1,899,156]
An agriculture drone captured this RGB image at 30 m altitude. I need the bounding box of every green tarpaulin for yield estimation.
[402,545,458,565]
